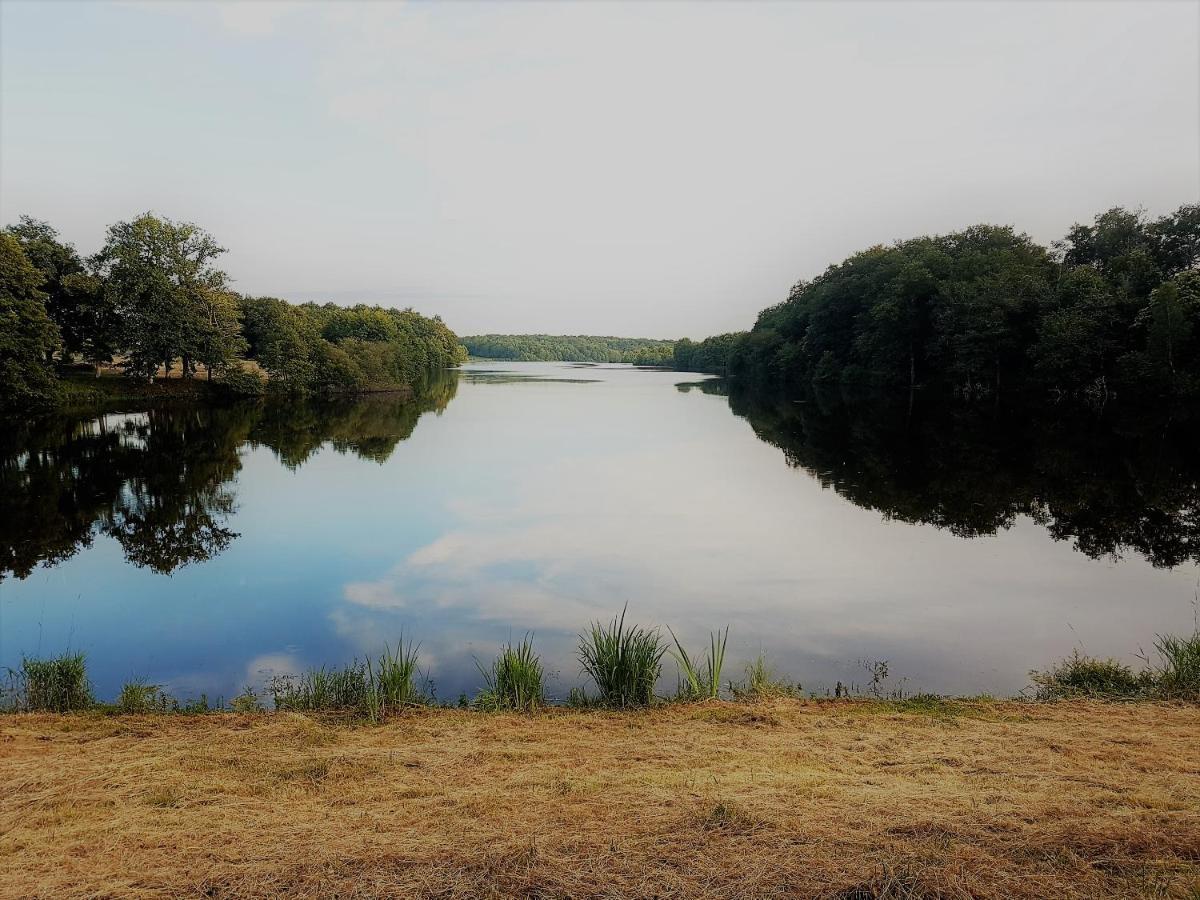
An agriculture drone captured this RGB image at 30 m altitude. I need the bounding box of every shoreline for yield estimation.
[3,698,1197,898]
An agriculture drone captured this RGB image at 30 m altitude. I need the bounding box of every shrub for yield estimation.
[219,368,266,397]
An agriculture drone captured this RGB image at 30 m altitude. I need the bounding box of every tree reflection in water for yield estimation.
[0,372,458,580]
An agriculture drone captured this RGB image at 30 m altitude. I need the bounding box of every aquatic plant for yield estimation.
[20,653,93,712]
[578,606,665,707]
[668,626,728,701]
[476,636,544,712]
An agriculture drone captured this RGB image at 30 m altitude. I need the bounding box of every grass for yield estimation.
[1030,650,1148,699]
[366,635,424,719]
[668,625,728,700]
[271,664,371,713]
[476,636,544,712]
[4,699,1198,897]
[116,679,175,714]
[730,652,802,699]
[16,652,93,712]
[1031,629,1200,701]
[1150,628,1200,700]
[577,605,666,707]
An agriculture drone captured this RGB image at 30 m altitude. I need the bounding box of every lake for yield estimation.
[3,361,1198,704]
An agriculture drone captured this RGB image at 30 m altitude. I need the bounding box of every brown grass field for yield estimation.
[2,699,1198,899]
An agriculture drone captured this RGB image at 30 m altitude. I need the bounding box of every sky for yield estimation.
[1,1,1198,338]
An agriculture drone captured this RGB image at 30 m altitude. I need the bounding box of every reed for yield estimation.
[116,679,174,713]
[668,626,728,700]
[476,636,544,712]
[1151,628,1200,699]
[367,634,424,717]
[271,664,370,712]
[578,606,665,707]
[20,653,93,712]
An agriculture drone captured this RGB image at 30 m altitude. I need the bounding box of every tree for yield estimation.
[95,213,243,379]
[0,233,61,409]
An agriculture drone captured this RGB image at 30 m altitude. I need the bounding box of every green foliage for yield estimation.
[673,333,743,374]
[241,298,464,396]
[218,368,267,398]
[4,216,119,367]
[722,204,1200,399]
[668,626,728,701]
[578,606,666,707]
[18,652,93,711]
[95,213,246,380]
[462,334,674,365]
[476,636,544,712]
[0,233,62,410]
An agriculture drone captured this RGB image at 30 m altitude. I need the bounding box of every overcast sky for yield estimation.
[2,1,1197,338]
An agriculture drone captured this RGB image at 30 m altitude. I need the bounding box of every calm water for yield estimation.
[3,362,1198,703]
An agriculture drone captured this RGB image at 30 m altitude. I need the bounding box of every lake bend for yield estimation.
[3,361,1198,705]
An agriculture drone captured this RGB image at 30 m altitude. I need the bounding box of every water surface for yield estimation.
[3,362,1197,702]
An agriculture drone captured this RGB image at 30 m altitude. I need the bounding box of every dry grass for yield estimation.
[1,699,1198,898]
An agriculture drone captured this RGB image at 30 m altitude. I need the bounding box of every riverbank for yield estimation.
[2,699,1197,898]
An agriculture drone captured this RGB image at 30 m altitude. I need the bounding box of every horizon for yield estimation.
[2,0,1198,339]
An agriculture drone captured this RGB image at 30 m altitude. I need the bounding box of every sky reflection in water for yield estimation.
[2,362,1198,703]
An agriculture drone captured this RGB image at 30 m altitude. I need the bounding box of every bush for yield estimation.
[219,368,266,397]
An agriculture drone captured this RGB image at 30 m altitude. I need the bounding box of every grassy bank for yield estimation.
[2,699,1198,898]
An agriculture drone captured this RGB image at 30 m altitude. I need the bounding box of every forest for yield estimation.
[677,205,1200,401]
[461,334,674,365]
[0,213,466,411]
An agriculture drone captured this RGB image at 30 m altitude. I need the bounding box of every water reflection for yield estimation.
[0,374,458,580]
[2,363,1197,703]
[720,384,1200,569]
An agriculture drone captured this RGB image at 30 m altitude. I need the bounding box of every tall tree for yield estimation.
[0,234,61,409]
[95,213,243,379]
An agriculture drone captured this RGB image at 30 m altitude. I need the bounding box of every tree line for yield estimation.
[461,334,675,366]
[1,213,466,411]
[676,205,1200,401]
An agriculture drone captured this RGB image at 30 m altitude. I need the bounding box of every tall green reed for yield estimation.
[476,635,544,712]
[578,606,665,707]
[668,626,728,701]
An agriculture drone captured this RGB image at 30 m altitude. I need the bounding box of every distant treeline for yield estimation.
[462,334,674,366]
[676,205,1200,400]
[1,213,466,411]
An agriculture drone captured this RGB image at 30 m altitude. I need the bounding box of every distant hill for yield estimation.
[460,334,674,365]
